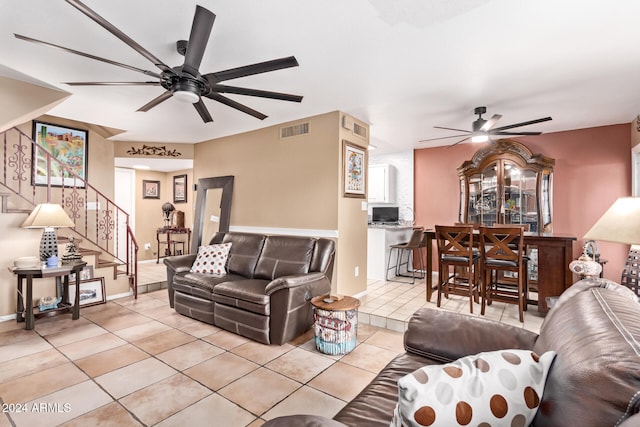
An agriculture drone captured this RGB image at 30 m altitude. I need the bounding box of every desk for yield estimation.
[156,227,191,263]
[10,262,86,330]
[424,231,575,313]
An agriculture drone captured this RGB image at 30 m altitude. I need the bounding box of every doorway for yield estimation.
[114,167,135,260]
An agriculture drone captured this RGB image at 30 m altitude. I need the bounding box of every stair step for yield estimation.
[97,259,122,268]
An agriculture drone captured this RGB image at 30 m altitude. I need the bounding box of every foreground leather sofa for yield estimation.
[265,279,640,426]
[163,232,335,345]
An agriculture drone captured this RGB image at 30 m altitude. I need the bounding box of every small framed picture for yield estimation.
[342,140,367,198]
[69,277,106,307]
[69,265,93,282]
[143,180,160,199]
[173,174,187,203]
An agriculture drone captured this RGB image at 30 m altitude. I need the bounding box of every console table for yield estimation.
[423,230,575,313]
[10,262,86,330]
[156,227,191,263]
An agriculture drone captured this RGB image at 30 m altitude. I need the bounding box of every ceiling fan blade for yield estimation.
[206,56,299,83]
[448,136,471,147]
[193,100,213,123]
[205,93,267,120]
[433,126,472,133]
[419,134,471,143]
[210,84,303,102]
[491,131,543,136]
[65,0,177,76]
[137,91,173,112]
[480,114,502,131]
[182,6,215,76]
[14,34,162,79]
[491,117,552,132]
[64,81,161,86]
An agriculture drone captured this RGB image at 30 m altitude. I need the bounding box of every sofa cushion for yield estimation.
[190,243,232,274]
[212,279,271,315]
[391,350,556,427]
[219,233,266,278]
[173,272,245,301]
[254,235,316,280]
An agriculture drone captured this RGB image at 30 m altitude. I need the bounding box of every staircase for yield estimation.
[0,126,138,297]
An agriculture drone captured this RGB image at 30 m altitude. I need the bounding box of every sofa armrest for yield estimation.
[163,254,197,272]
[262,415,346,427]
[264,272,328,295]
[266,272,332,345]
[163,254,197,308]
[404,308,539,363]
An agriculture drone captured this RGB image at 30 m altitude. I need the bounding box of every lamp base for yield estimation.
[40,229,59,261]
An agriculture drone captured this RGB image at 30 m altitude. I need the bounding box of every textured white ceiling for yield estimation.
[1,0,639,155]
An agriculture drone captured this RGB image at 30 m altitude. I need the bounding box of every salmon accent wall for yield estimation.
[415,124,632,282]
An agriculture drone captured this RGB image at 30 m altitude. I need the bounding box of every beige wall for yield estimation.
[0,75,70,134]
[134,168,194,261]
[337,115,369,296]
[193,111,369,295]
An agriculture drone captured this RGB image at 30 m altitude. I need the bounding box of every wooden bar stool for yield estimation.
[479,226,527,322]
[435,225,480,313]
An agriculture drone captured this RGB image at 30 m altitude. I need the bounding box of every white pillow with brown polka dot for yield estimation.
[390,349,556,427]
[189,243,232,275]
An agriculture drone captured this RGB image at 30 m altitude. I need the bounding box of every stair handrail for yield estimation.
[1,126,137,296]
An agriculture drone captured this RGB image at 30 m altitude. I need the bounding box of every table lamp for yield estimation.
[162,202,175,228]
[21,203,75,262]
[583,197,640,294]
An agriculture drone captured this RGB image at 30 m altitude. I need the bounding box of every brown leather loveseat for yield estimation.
[265,279,640,426]
[163,231,335,345]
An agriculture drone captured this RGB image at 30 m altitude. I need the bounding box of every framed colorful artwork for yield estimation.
[173,174,187,203]
[342,140,367,198]
[32,120,88,188]
[143,180,160,199]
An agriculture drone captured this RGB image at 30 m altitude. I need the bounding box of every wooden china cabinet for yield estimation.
[457,139,555,232]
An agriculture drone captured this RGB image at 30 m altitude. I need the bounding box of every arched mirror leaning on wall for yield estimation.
[458,139,554,233]
[191,176,234,253]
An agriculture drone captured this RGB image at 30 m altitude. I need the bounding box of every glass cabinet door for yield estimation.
[502,161,539,231]
[457,139,554,232]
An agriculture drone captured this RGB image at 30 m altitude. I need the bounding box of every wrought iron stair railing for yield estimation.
[1,126,138,297]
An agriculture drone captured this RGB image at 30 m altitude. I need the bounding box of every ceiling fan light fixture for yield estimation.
[172,78,201,104]
[173,90,200,104]
[471,133,489,143]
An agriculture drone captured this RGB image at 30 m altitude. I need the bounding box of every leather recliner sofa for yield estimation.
[163,231,335,345]
[264,279,640,426]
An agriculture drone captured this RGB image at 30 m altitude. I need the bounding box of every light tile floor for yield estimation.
[360,276,545,335]
[0,261,544,426]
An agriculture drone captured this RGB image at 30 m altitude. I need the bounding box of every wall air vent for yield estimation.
[280,122,310,139]
[353,122,367,138]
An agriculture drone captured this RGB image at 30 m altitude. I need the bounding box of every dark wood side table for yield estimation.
[10,262,86,330]
[310,295,360,355]
[156,227,191,263]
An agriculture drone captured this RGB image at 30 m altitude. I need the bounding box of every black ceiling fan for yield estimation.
[14,0,303,123]
[419,106,552,147]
